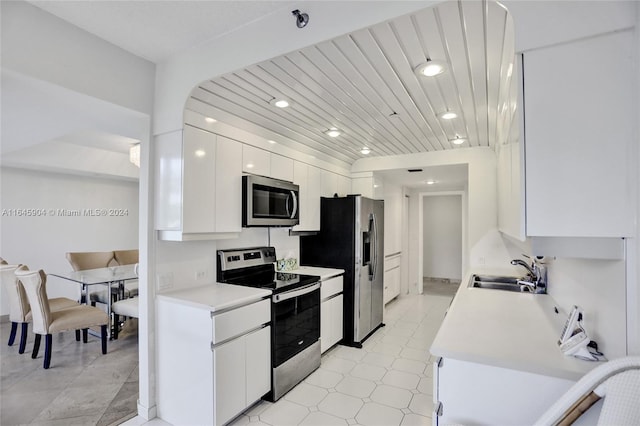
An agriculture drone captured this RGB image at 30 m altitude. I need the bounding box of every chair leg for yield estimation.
[43,334,52,369]
[8,322,17,346]
[32,334,41,359]
[112,314,119,340]
[82,329,88,343]
[100,325,107,354]
[18,323,28,354]
[75,330,81,341]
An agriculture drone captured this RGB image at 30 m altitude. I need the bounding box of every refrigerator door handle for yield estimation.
[371,213,378,281]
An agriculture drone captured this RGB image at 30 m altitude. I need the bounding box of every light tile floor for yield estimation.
[0,317,139,426]
[225,278,457,426]
[123,278,459,426]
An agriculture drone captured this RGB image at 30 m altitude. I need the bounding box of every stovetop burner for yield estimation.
[216,247,320,294]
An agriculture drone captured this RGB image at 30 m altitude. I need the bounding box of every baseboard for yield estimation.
[137,400,157,420]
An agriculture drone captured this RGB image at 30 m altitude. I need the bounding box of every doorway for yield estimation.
[418,192,466,295]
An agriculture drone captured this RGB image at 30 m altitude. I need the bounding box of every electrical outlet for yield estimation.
[195,270,207,280]
[157,272,174,290]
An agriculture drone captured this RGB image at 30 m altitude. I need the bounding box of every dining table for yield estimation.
[50,264,138,338]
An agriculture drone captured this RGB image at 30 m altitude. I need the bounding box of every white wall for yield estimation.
[1,1,155,115]
[0,167,139,314]
[547,258,627,359]
[422,195,462,281]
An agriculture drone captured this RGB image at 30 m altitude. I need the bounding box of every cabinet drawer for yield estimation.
[321,276,343,300]
[212,299,270,344]
[384,255,401,271]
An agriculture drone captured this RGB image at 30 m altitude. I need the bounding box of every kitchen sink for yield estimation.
[469,274,532,293]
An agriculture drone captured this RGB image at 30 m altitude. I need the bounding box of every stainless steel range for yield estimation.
[216,247,321,401]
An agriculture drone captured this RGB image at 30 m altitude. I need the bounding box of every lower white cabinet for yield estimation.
[157,297,271,425]
[214,326,270,425]
[433,358,601,426]
[320,275,344,353]
[383,254,401,304]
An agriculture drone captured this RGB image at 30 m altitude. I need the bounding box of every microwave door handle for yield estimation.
[290,191,298,219]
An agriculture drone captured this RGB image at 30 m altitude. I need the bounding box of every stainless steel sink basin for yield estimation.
[469,274,532,293]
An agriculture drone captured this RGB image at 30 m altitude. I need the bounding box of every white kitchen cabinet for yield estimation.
[337,175,351,196]
[496,140,525,241]
[433,357,600,426]
[523,31,634,238]
[270,153,294,182]
[214,326,270,425]
[292,161,321,232]
[383,254,401,304]
[157,294,271,426]
[155,125,241,240]
[215,136,243,232]
[242,144,270,176]
[321,169,338,197]
[320,275,344,353]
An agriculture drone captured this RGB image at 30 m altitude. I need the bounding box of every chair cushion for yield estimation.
[112,297,139,318]
[26,297,79,321]
[48,305,108,334]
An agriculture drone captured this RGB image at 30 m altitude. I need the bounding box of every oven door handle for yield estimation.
[273,282,320,303]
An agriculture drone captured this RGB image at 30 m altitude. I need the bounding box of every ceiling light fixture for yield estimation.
[438,111,458,120]
[204,117,217,123]
[270,98,290,108]
[425,179,437,185]
[129,144,140,168]
[414,59,447,77]
[268,140,277,144]
[195,149,206,157]
[450,136,467,145]
[360,147,371,155]
[292,9,309,28]
[324,128,341,138]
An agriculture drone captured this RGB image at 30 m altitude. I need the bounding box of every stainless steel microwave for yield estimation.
[242,175,299,227]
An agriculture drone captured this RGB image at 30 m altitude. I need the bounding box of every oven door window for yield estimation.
[252,185,296,219]
[272,287,320,367]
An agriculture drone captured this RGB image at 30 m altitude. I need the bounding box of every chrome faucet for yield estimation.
[511,257,547,294]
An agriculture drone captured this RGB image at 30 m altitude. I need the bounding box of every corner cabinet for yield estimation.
[522,31,634,238]
[155,125,242,241]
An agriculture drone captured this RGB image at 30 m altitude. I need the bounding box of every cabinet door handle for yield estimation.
[435,401,443,417]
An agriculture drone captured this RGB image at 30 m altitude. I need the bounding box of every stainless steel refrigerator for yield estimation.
[300,195,384,347]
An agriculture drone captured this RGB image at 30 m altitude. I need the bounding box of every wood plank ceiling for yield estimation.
[188,0,517,165]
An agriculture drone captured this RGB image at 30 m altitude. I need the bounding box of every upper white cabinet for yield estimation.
[155,125,242,240]
[523,31,634,237]
[242,144,270,177]
[497,141,525,241]
[270,154,294,182]
[292,161,321,231]
[242,145,294,182]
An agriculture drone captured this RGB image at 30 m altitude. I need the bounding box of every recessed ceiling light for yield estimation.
[268,140,277,144]
[270,98,290,108]
[195,149,206,157]
[414,60,447,77]
[246,163,254,169]
[360,147,371,155]
[324,128,341,138]
[438,111,457,120]
[425,179,437,185]
[204,117,217,123]
[450,136,467,145]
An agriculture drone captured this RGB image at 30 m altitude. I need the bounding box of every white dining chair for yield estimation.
[15,266,109,369]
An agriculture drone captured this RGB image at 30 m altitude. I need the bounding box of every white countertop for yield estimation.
[157,283,271,312]
[288,266,345,281]
[430,268,598,381]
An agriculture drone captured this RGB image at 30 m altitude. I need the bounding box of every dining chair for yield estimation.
[15,267,109,369]
[111,296,139,340]
[65,251,121,304]
[1,264,79,354]
[114,249,139,297]
[535,356,640,425]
